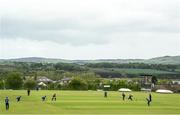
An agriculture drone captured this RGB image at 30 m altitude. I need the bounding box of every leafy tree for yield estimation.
[118,80,128,88]
[6,72,23,89]
[69,78,88,90]
[48,83,62,90]
[151,76,158,85]
[0,80,4,89]
[56,83,62,90]
[24,79,37,89]
[157,79,171,85]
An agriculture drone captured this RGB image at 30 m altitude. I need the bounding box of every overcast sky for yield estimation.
[0,0,180,59]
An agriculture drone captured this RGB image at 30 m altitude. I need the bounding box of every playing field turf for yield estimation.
[0,90,180,115]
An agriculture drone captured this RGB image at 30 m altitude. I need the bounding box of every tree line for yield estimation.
[86,63,179,72]
[0,71,142,91]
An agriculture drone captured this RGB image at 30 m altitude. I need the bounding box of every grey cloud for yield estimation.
[1,16,179,44]
[0,17,110,45]
[0,0,179,45]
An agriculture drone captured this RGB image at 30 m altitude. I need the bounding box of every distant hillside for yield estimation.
[145,56,180,65]
[75,56,180,64]
[0,55,180,65]
[0,57,74,64]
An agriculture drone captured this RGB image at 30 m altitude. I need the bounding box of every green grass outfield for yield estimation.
[0,90,180,115]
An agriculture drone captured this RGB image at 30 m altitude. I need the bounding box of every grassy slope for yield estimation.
[112,68,175,74]
[0,90,180,114]
[92,68,177,75]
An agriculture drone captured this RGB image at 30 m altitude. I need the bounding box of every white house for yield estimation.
[37,76,53,83]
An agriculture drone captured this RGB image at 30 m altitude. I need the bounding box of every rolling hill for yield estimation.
[0,55,180,65]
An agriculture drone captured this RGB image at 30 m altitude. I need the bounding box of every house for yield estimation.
[59,77,72,84]
[37,76,53,83]
[172,80,180,85]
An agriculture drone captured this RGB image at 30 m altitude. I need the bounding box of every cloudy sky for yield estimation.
[0,0,180,59]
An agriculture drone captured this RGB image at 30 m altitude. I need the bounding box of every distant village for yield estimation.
[36,75,180,93]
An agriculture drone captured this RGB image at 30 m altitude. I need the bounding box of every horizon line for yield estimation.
[0,55,178,60]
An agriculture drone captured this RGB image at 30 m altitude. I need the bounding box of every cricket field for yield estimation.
[0,90,180,115]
